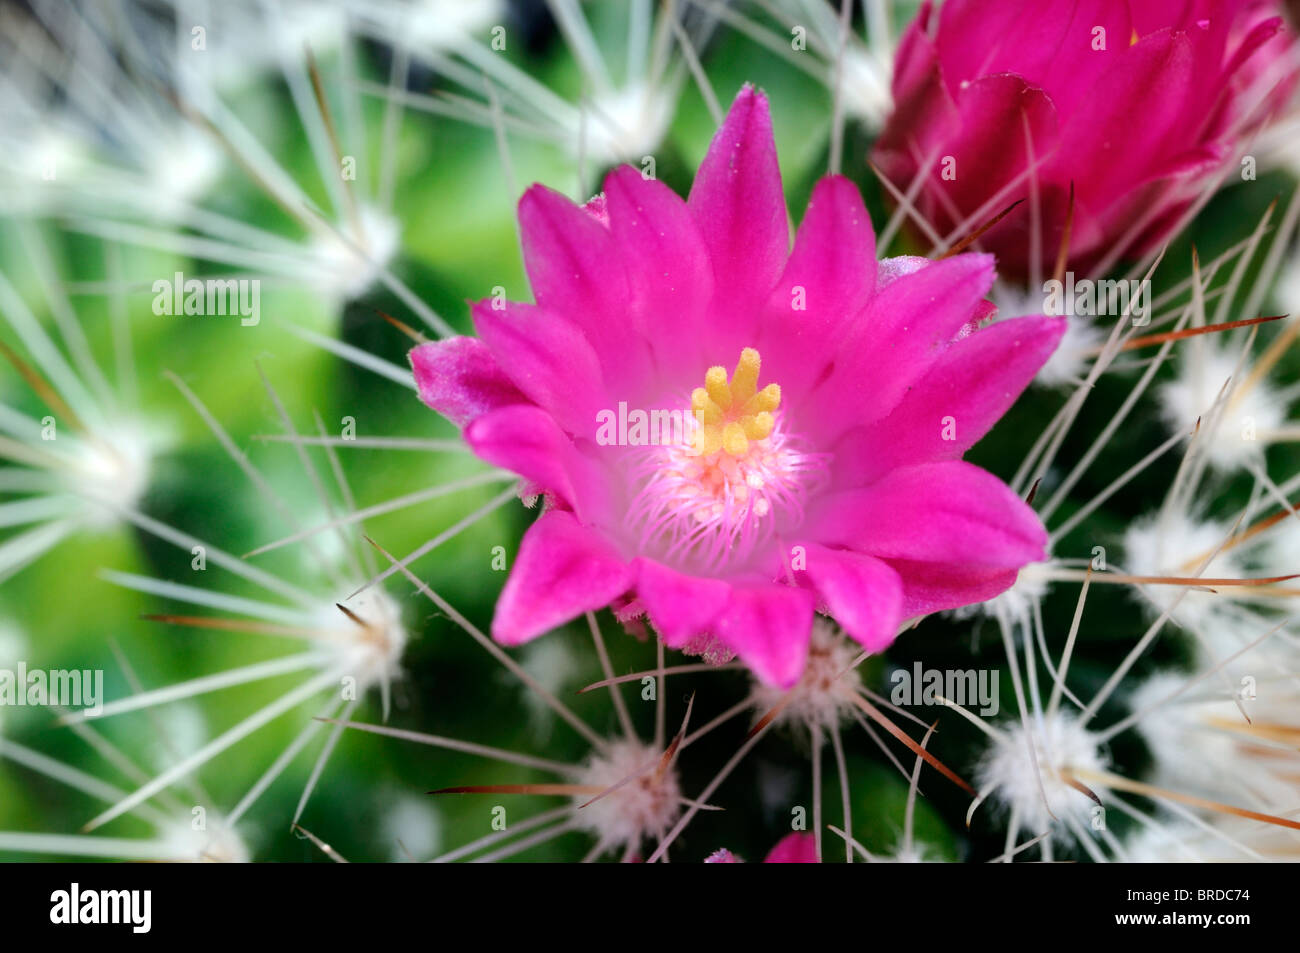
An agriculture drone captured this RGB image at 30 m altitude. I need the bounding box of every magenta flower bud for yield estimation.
[874,0,1296,275]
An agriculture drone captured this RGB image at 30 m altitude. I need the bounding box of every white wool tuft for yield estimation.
[977,711,1108,837]
[1156,340,1285,472]
[750,620,863,733]
[573,739,681,852]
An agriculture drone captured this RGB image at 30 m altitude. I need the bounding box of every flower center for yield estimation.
[689,347,781,457]
[625,348,826,570]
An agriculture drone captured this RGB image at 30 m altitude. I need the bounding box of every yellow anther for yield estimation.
[722,421,749,457]
[743,412,774,441]
[705,366,732,410]
[730,348,761,405]
[741,383,781,416]
[693,424,724,456]
[691,387,723,425]
[690,347,781,457]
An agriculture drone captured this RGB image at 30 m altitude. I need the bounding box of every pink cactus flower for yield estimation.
[705,833,819,863]
[874,0,1296,275]
[411,85,1062,688]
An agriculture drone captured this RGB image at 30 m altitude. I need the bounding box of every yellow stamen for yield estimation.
[743,412,774,441]
[693,425,724,456]
[722,421,748,456]
[690,347,782,457]
[704,366,732,410]
[730,347,761,405]
[691,387,723,425]
[741,383,781,416]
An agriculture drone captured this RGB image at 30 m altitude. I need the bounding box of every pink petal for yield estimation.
[803,253,996,443]
[936,74,1062,248]
[492,510,632,646]
[833,315,1065,483]
[760,175,877,397]
[1128,1,1202,37]
[602,165,714,385]
[880,5,957,173]
[886,558,1022,620]
[409,337,527,427]
[875,68,1060,274]
[763,833,819,863]
[774,175,876,315]
[518,184,638,373]
[634,558,732,649]
[1054,29,1198,214]
[471,299,608,438]
[464,404,613,521]
[798,545,903,654]
[937,0,1131,117]
[711,584,815,689]
[809,460,1046,569]
[891,1,940,105]
[687,85,789,346]
[1222,15,1287,81]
